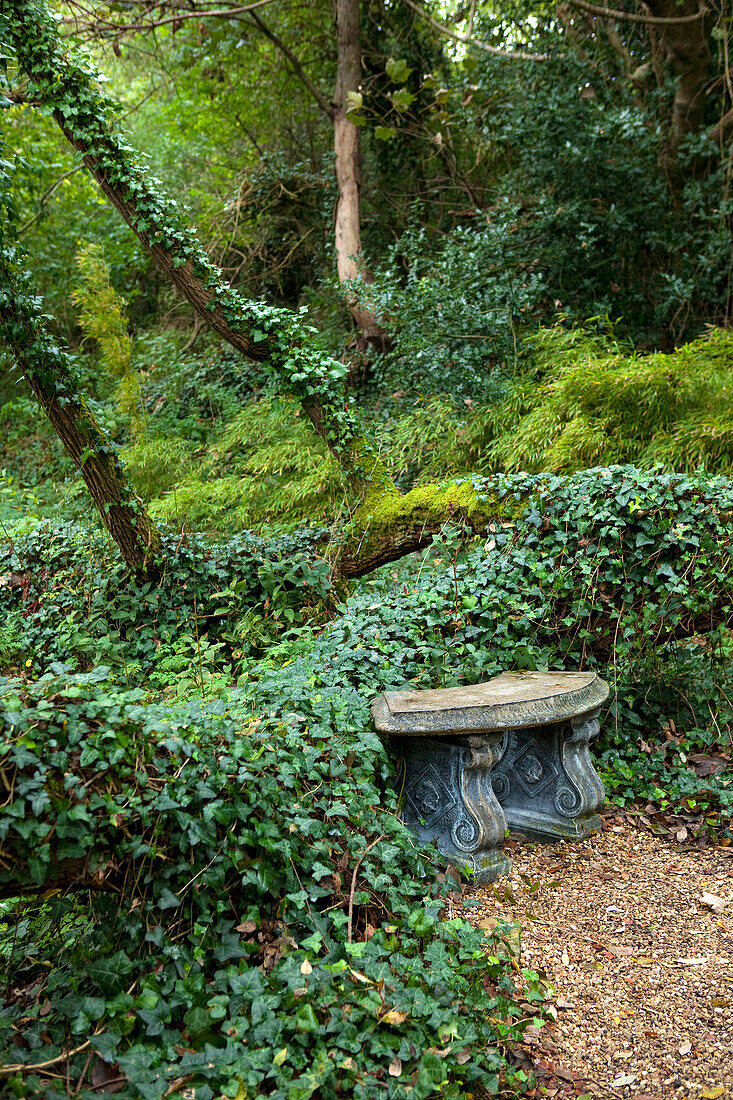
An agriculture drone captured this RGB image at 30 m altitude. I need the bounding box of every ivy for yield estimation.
[0,664,538,1099]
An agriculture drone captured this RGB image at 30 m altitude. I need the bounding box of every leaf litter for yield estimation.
[460,815,733,1099]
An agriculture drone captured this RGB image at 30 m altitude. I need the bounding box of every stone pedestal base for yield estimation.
[396,734,511,883]
[373,672,610,882]
[491,710,605,841]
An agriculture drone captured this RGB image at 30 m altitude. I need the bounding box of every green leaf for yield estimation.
[386,57,412,83]
[295,1004,320,1032]
[391,87,415,112]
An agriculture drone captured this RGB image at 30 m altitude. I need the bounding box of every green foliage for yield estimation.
[476,326,733,475]
[0,520,331,680]
[0,665,536,1099]
[2,465,732,1096]
[141,396,344,533]
[72,243,143,437]
[0,3,384,485]
[368,214,541,398]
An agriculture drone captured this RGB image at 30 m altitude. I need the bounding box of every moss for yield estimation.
[346,475,529,569]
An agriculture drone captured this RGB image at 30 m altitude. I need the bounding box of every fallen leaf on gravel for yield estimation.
[676,827,688,841]
[556,997,574,1009]
[607,944,633,957]
[555,1066,574,1082]
[634,957,657,967]
[611,1073,637,1086]
[700,892,729,914]
[388,1057,402,1077]
[678,1040,692,1055]
[700,1088,725,1099]
[677,957,708,965]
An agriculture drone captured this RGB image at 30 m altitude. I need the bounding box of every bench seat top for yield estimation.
[371,670,608,736]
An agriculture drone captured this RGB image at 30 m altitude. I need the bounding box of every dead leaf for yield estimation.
[701,892,729,914]
[300,959,312,975]
[236,920,257,934]
[455,1050,471,1064]
[556,998,574,1009]
[676,827,688,842]
[633,957,657,967]
[388,1056,402,1077]
[381,1009,407,1026]
[700,1089,725,1099]
[678,1040,692,1055]
[677,957,708,966]
[611,1073,637,1087]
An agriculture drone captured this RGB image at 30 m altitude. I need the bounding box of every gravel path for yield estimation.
[461,820,733,1100]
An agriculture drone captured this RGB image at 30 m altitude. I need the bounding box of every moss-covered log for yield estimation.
[338,478,520,577]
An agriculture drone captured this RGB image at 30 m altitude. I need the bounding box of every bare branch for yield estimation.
[247,11,335,118]
[18,165,84,236]
[709,103,733,143]
[62,0,281,35]
[400,0,549,61]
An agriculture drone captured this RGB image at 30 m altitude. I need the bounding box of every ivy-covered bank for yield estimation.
[1,466,732,1096]
[0,668,538,1100]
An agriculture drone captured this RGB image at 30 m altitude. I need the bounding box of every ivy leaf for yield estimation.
[157,886,180,909]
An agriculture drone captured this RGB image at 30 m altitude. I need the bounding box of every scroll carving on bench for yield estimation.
[371,670,609,882]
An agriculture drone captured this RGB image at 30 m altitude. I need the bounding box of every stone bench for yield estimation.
[371,670,609,883]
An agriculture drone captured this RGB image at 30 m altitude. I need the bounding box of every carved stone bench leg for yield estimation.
[395,733,511,883]
[490,709,605,841]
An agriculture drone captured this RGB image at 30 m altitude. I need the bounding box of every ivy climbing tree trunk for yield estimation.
[0,246,163,572]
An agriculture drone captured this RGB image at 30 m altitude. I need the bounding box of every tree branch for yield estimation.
[62,0,281,35]
[17,164,84,236]
[567,0,709,25]
[247,10,335,119]
[709,103,733,144]
[400,0,549,61]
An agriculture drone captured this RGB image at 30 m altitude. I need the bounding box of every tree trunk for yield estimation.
[333,0,389,350]
[645,0,712,186]
[0,248,163,573]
